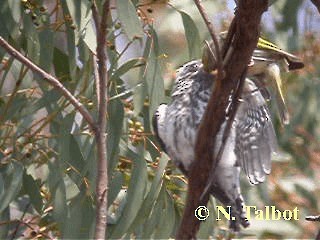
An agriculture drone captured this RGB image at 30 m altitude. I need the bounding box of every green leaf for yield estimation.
[152,189,176,239]
[139,187,163,238]
[0,207,9,239]
[197,198,216,238]
[32,89,61,112]
[179,11,201,59]
[60,1,77,81]
[0,162,23,213]
[63,192,95,239]
[22,12,40,64]
[53,47,71,81]
[144,29,165,124]
[110,58,143,82]
[109,146,148,238]
[0,1,19,41]
[108,171,124,208]
[133,36,152,116]
[128,154,169,231]
[116,0,144,40]
[67,135,87,188]
[23,173,43,214]
[8,1,21,23]
[107,93,124,173]
[0,175,3,197]
[65,0,96,52]
[39,28,54,72]
[48,161,68,232]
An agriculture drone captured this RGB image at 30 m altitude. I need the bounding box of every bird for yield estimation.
[152,36,303,231]
[202,34,304,125]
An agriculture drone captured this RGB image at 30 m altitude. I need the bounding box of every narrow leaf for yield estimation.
[109,146,148,238]
[116,0,144,40]
[179,11,201,59]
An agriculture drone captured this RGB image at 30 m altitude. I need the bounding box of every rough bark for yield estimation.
[176,1,269,239]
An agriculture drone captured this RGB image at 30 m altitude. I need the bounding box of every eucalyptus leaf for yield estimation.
[23,173,43,214]
[0,207,9,239]
[63,192,95,239]
[128,154,169,232]
[107,91,124,173]
[8,0,21,23]
[116,0,144,40]
[179,11,201,59]
[0,162,23,213]
[144,29,165,125]
[109,146,148,238]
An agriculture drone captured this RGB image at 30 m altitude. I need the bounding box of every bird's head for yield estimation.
[201,33,304,125]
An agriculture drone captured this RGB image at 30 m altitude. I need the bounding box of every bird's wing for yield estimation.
[152,104,168,153]
[235,79,278,184]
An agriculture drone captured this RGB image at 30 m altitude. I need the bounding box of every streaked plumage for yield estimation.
[203,34,304,125]
[153,60,278,231]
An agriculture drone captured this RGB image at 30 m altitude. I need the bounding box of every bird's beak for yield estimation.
[266,63,290,125]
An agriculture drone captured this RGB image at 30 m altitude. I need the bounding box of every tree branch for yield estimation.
[193,0,223,80]
[92,0,110,239]
[0,37,96,132]
[176,0,268,239]
[311,0,320,14]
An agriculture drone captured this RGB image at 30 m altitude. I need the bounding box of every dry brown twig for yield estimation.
[0,38,96,132]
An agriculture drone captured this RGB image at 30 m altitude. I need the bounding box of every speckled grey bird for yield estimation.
[153,60,278,231]
[153,37,303,231]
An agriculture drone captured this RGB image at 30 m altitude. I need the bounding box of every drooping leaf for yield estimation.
[53,47,71,81]
[39,28,54,72]
[133,36,152,116]
[152,188,176,239]
[179,11,201,59]
[108,171,124,208]
[48,153,68,233]
[129,154,169,232]
[65,0,96,52]
[63,191,95,239]
[0,207,10,239]
[116,0,144,40]
[7,0,21,23]
[107,91,124,173]
[23,172,43,214]
[0,162,23,213]
[144,28,165,124]
[60,1,77,82]
[109,145,148,238]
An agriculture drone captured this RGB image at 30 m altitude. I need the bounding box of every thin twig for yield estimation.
[0,37,96,132]
[92,0,110,239]
[193,0,223,80]
[10,203,30,240]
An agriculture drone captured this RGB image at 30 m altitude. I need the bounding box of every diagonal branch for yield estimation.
[0,36,96,132]
[176,0,269,239]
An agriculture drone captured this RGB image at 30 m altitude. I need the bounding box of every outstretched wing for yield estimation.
[235,79,278,184]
